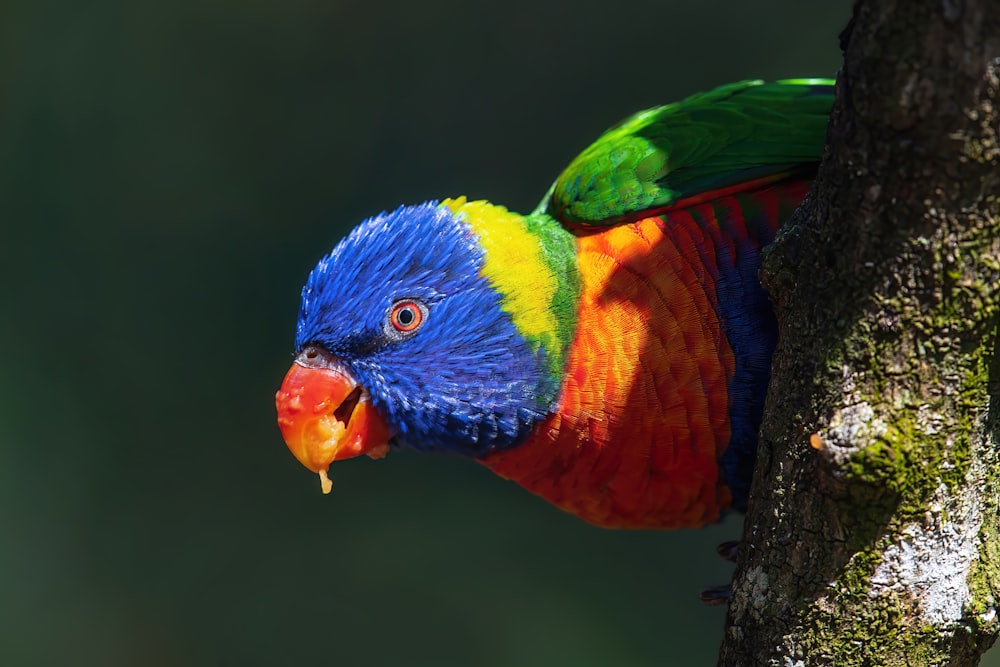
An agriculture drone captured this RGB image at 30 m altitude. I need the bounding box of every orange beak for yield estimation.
[275,347,393,494]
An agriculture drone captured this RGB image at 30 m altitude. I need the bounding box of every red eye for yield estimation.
[390,300,423,333]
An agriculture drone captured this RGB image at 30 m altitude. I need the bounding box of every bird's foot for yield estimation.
[697,540,741,605]
[699,584,732,606]
[716,540,740,562]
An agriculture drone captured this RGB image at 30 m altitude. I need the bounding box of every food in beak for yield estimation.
[275,347,392,493]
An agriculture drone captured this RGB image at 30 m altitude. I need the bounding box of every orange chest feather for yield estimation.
[480,213,738,529]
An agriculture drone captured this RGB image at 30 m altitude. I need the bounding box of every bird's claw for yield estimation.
[699,584,732,606]
[716,540,740,562]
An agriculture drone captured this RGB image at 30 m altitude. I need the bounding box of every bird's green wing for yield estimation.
[536,79,835,226]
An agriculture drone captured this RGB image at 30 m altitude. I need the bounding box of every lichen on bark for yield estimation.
[718,1,1000,665]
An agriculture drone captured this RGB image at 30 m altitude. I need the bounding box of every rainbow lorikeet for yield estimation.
[275,79,834,529]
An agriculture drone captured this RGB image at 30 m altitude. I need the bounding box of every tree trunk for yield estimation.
[718,1,1000,665]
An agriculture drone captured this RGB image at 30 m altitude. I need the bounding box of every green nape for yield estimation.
[440,198,581,385]
[537,78,835,225]
[523,211,582,379]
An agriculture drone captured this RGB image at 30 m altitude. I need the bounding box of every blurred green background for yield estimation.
[7,2,987,666]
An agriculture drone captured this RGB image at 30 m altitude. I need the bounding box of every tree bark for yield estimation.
[718,1,1000,665]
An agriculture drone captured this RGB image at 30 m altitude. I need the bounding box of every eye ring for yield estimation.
[389,300,425,334]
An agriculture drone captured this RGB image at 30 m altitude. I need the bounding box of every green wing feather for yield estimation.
[536,79,835,226]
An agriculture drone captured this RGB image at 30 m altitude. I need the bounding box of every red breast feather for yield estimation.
[481,182,808,529]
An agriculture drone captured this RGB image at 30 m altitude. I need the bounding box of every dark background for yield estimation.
[7,2,989,666]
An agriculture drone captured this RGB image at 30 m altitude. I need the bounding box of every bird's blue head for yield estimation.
[275,199,580,492]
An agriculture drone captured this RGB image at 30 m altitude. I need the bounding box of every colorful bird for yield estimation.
[275,79,834,529]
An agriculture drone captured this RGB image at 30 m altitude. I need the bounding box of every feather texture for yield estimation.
[481,181,809,528]
[538,79,832,226]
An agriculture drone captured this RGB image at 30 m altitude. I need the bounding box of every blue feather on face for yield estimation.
[294,202,555,457]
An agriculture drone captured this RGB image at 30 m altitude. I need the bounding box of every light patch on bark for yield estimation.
[867,478,982,626]
[815,397,888,466]
[915,403,944,436]
[743,565,770,617]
